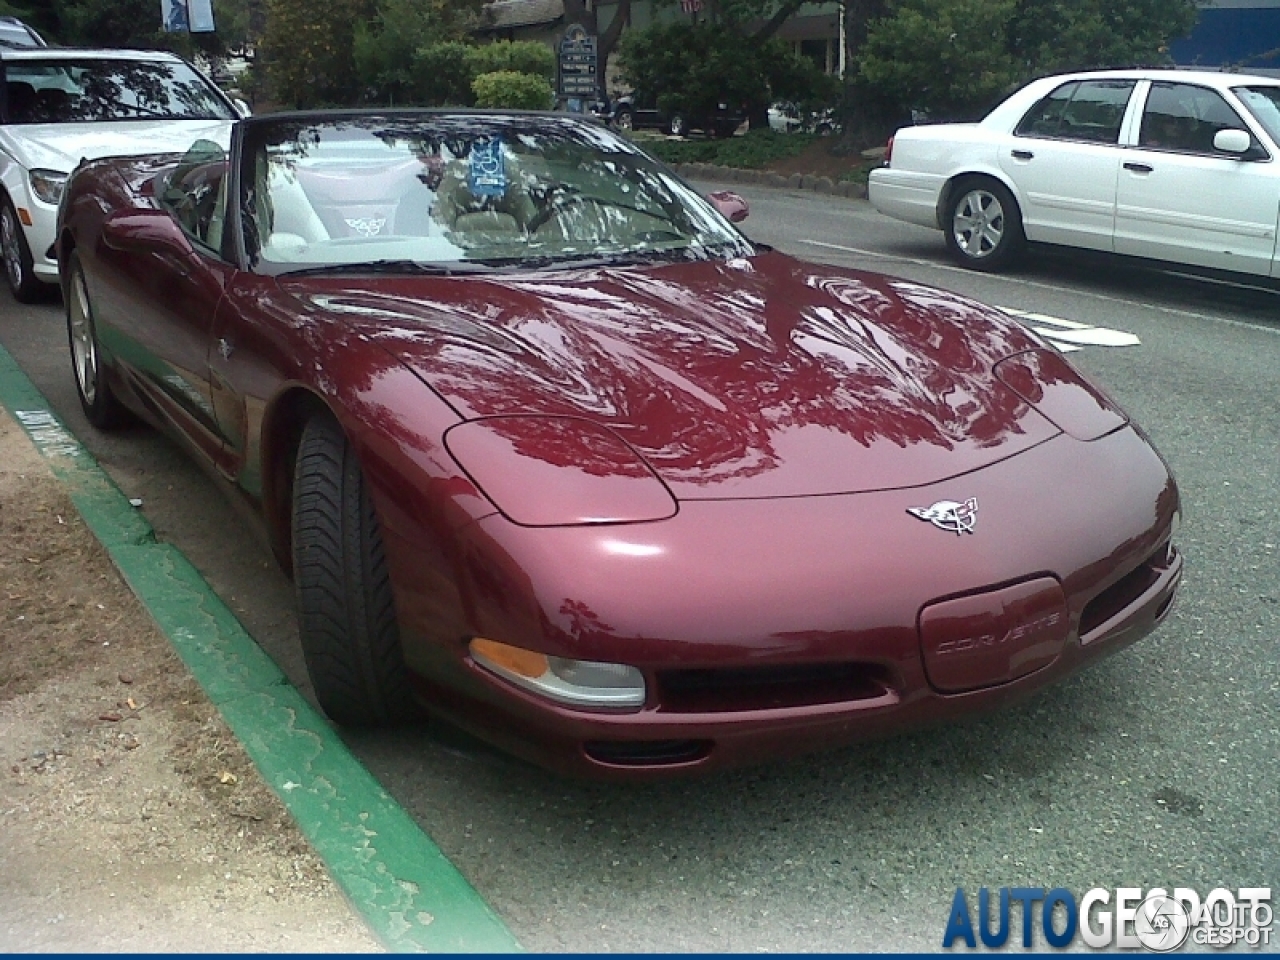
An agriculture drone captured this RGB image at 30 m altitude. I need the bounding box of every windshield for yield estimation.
[1233,85,1280,146]
[242,114,754,274]
[3,58,233,124]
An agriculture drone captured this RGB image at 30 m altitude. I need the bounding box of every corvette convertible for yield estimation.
[57,111,1182,778]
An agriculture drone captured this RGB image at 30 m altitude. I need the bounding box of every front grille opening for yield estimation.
[1079,544,1170,638]
[657,662,893,714]
[583,739,711,767]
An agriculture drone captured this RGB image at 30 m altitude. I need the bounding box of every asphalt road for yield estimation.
[1,189,1276,951]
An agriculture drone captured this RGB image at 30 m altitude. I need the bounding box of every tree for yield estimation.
[353,0,485,103]
[841,0,1199,142]
[859,0,1018,122]
[262,0,375,106]
[1008,0,1198,74]
[618,21,828,130]
[46,0,248,54]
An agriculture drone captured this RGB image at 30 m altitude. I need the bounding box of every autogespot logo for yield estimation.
[942,886,1273,951]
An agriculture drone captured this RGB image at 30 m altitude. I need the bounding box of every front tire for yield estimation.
[292,413,419,726]
[667,113,686,137]
[1,194,45,303]
[944,177,1024,272]
[64,250,129,429]
[613,108,634,132]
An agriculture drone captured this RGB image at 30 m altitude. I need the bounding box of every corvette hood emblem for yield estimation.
[908,498,978,535]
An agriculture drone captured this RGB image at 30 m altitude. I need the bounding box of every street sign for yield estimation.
[558,24,598,99]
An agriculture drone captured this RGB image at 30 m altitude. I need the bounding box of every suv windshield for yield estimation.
[3,58,233,124]
[244,114,754,273]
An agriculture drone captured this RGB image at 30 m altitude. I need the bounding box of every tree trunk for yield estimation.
[597,0,632,93]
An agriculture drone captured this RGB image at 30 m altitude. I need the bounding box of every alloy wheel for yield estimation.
[68,268,98,406]
[1,207,23,291]
[952,188,1006,260]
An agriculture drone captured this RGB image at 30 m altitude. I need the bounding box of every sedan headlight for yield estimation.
[29,169,68,205]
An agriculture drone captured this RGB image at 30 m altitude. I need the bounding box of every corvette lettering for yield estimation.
[935,612,1064,655]
[909,498,978,535]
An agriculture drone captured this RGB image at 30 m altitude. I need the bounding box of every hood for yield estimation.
[1,119,233,173]
[286,252,1060,500]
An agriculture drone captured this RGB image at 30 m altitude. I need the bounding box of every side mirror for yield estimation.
[707,190,749,223]
[101,209,194,259]
[234,98,252,119]
[1214,128,1252,155]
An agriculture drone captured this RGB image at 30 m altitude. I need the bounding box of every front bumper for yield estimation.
[384,427,1181,779]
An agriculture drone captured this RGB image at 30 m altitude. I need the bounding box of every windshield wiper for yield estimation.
[479,249,694,272]
[276,260,495,278]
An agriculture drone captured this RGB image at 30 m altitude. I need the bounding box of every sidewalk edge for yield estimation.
[0,343,521,954]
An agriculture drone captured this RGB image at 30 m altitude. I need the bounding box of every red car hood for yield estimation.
[285,252,1059,500]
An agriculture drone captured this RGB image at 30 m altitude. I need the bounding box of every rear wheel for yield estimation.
[666,113,686,137]
[613,108,634,131]
[1,194,44,303]
[292,413,419,726]
[944,177,1024,271]
[64,250,129,429]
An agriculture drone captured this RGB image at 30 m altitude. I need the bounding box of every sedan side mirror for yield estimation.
[1213,128,1252,155]
[707,190,749,223]
[101,209,194,259]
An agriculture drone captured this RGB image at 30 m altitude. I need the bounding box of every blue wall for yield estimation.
[1171,6,1280,69]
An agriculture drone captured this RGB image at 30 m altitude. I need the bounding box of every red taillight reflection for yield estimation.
[884,135,895,165]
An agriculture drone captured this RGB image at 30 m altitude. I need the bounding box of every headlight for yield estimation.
[469,637,646,710]
[445,415,676,526]
[29,169,68,205]
[994,349,1128,442]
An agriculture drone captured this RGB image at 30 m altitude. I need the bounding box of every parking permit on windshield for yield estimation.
[468,138,506,196]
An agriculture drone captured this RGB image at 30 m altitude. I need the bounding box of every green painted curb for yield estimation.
[0,344,521,954]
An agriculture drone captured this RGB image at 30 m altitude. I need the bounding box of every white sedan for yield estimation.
[869,69,1280,277]
[0,47,240,301]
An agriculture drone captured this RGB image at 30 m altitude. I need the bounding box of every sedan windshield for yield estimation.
[243,114,754,274]
[1233,85,1280,145]
[4,58,234,124]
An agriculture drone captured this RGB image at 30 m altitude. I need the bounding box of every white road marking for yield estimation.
[999,307,1141,351]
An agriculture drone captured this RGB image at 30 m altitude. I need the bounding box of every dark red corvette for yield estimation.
[57,111,1181,778]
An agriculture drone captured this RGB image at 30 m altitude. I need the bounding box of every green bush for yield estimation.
[466,41,556,83]
[411,41,475,106]
[643,129,818,169]
[472,71,555,110]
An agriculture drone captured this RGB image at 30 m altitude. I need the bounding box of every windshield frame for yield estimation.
[230,109,757,278]
[1232,83,1280,149]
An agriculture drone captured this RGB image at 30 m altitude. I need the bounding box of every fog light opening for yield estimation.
[469,637,645,710]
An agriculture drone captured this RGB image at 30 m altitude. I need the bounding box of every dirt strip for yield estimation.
[0,405,381,952]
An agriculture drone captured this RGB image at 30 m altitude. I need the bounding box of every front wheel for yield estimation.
[1,194,45,303]
[292,413,420,727]
[944,178,1024,272]
[666,113,686,137]
[64,250,129,429]
[613,108,633,132]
